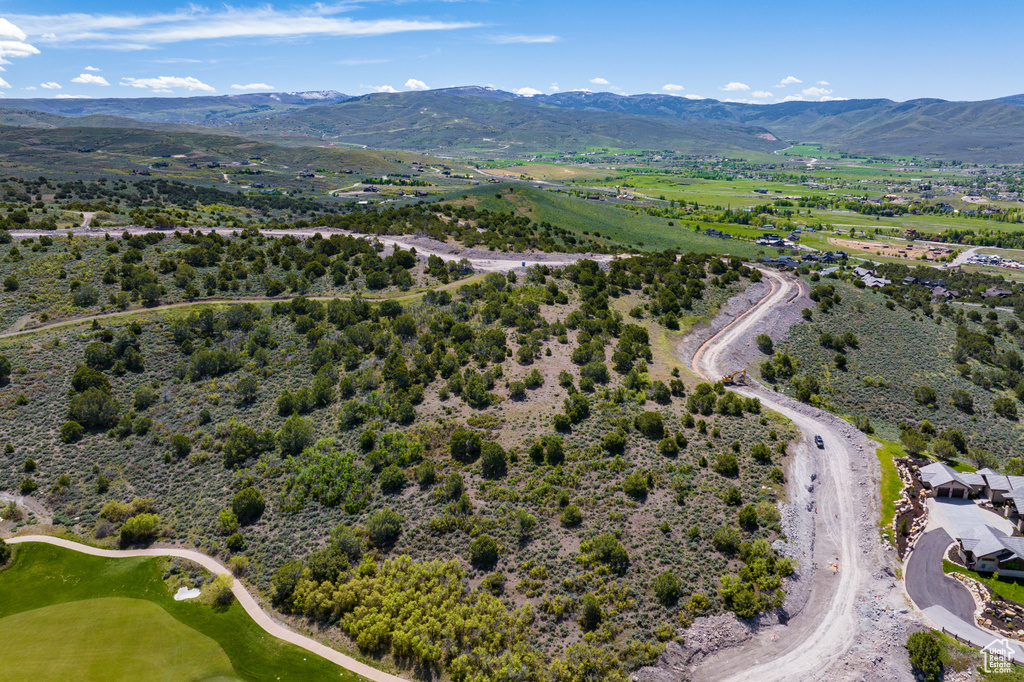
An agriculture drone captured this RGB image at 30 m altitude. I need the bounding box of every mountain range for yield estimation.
[0,87,1023,161]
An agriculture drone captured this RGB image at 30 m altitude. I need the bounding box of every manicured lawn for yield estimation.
[0,543,358,682]
[872,438,904,544]
[0,597,236,682]
[944,559,1024,606]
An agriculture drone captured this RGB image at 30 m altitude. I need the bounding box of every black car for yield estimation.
[814,435,824,449]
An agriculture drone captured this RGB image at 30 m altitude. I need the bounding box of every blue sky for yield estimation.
[0,0,1022,102]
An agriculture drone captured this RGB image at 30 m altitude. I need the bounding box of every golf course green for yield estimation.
[0,542,357,682]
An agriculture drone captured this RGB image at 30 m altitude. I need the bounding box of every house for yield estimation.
[862,275,891,288]
[976,470,1024,504]
[984,287,1013,298]
[903,276,918,285]
[918,461,984,498]
[956,525,1024,577]
[852,266,875,278]
[931,287,958,300]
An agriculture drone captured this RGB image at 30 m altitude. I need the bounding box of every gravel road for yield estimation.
[640,267,916,682]
[10,226,617,273]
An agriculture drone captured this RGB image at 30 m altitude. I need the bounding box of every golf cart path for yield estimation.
[681,267,912,681]
[5,535,403,682]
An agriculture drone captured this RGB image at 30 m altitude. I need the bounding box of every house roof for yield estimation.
[960,524,1009,559]
[919,461,983,490]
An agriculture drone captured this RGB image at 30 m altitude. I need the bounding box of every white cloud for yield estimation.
[489,34,559,44]
[802,86,832,98]
[720,82,749,91]
[514,87,543,97]
[776,76,802,87]
[54,94,91,99]
[0,19,39,64]
[820,96,848,101]
[590,77,610,85]
[683,94,705,100]
[23,86,34,90]
[549,82,559,91]
[780,94,805,102]
[11,7,480,50]
[662,83,685,92]
[83,65,100,71]
[120,76,214,93]
[40,81,61,89]
[817,80,829,86]
[231,83,274,91]
[0,77,10,88]
[751,90,773,99]
[71,73,109,85]
[368,84,397,93]
[404,78,428,91]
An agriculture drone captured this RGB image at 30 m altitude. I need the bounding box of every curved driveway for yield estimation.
[5,535,402,682]
[905,529,975,622]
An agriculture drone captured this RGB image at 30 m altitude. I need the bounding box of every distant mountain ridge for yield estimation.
[0,87,1023,161]
[0,91,352,126]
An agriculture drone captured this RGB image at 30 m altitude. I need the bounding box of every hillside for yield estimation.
[0,92,351,127]
[4,87,1024,160]
[0,238,796,681]
[229,88,788,156]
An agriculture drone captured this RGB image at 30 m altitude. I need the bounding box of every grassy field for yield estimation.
[0,543,351,682]
[0,598,237,682]
[872,438,904,544]
[443,184,767,257]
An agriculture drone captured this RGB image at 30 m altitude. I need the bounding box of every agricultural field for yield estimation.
[0,249,797,681]
[0,542,345,681]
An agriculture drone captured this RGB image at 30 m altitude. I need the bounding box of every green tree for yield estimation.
[449,427,482,463]
[905,631,942,681]
[712,525,741,554]
[756,334,773,354]
[560,504,582,527]
[914,385,938,406]
[170,433,191,458]
[366,506,402,547]
[68,387,120,429]
[278,413,312,456]
[635,411,664,439]
[0,353,10,382]
[480,442,507,479]
[469,534,500,569]
[579,594,603,632]
[379,464,407,494]
[653,572,681,606]
[231,487,266,525]
[236,376,259,403]
[950,389,974,413]
[119,513,160,545]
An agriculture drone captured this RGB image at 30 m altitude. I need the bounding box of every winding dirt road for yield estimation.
[683,268,911,681]
[4,535,400,682]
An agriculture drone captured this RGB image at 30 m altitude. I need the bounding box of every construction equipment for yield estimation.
[721,369,746,386]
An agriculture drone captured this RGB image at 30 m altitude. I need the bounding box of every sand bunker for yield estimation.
[174,586,201,601]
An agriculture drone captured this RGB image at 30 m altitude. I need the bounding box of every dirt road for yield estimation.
[677,268,913,681]
[4,535,399,682]
[10,226,615,273]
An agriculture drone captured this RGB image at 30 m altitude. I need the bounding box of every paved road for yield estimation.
[905,529,976,622]
[5,535,403,682]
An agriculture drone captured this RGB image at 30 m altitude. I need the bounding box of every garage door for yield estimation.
[937,487,950,497]
[951,488,965,499]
